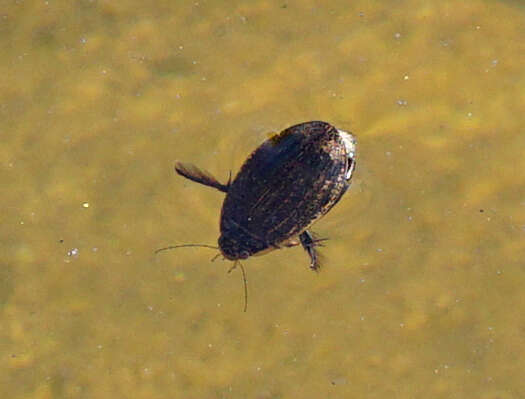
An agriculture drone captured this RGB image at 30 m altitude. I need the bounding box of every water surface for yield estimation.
[1,1,525,398]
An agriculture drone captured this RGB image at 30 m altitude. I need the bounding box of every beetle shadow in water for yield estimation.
[155,244,249,312]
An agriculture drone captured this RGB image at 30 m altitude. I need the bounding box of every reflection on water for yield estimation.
[1,0,524,397]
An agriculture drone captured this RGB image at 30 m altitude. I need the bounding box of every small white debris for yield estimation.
[67,248,79,257]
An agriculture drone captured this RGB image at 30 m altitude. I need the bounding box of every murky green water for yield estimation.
[2,1,525,398]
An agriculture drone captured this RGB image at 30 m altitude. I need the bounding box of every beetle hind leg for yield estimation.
[175,161,229,193]
[299,231,327,272]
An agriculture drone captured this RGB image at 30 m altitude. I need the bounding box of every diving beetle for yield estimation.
[170,120,356,271]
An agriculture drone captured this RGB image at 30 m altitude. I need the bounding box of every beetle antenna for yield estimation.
[228,260,248,312]
[154,243,218,255]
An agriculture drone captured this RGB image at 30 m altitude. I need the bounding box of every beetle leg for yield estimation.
[299,230,325,272]
[175,162,229,193]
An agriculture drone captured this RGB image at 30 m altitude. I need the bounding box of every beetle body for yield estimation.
[175,121,356,271]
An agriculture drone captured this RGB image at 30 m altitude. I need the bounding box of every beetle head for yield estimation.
[218,235,251,261]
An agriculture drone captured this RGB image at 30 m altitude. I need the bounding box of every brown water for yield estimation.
[2,1,525,398]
